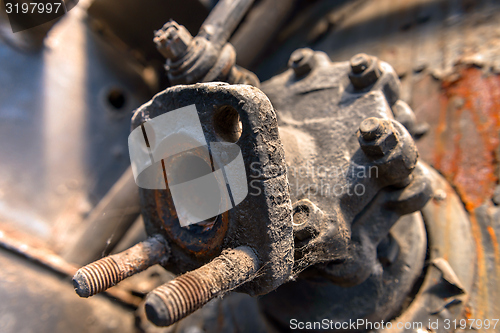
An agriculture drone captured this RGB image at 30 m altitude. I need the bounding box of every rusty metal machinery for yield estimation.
[72,5,482,326]
[69,0,490,331]
[2,0,499,332]
[132,50,436,328]
[153,0,259,87]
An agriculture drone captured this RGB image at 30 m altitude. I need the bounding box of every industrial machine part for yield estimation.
[73,235,170,298]
[256,49,473,332]
[153,0,259,87]
[75,82,295,325]
[2,0,498,332]
[69,1,483,331]
[73,40,448,329]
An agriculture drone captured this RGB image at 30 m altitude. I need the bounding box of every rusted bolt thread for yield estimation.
[145,246,259,327]
[74,256,120,297]
[73,235,169,298]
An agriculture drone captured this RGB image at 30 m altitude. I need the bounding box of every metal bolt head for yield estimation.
[293,205,312,241]
[154,21,193,60]
[349,53,381,89]
[358,118,398,157]
[292,200,321,242]
[359,117,383,141]
[350,53,372,74]
[288,48,316,78]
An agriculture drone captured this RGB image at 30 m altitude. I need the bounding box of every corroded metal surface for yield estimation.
[260,212,428,331]
[396,165,476,333]
[63,167,141,266]
[132,83,294,292]
[73,235,170,298]
[288,0,500,325]
[416,67,500,210]
[126,50,433,328]
[261,50,431,285]
[412,62,500,324]
[0,3,152,251]
[0,222,79,277]
[3,0,499,331]
[145,246,259,326]
[154,0,260,87]
[0,221,145,307]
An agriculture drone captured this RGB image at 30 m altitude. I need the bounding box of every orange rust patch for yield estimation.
[487,225,500,257]
[432,67,500,211]
[464,305,473,319]
[414,68,500,320]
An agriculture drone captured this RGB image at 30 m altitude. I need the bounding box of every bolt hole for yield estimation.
[213,105,242,143]
[107,88,127,110]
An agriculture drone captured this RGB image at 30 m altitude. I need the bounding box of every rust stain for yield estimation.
[154,186,229,258]
[464,305,473,319]
[487,224,500,256]
[433,67,500,211]
[416,67,500,319]
[0,222,78,277]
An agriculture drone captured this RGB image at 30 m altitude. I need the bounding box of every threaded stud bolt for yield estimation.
[73,235,170,298]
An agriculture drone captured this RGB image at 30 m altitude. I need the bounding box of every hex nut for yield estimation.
[349,53,382,89]
[288,48,316,78]
[350,53,372,74]
[154,21,193,60]
[358,119,399,157]
[359,117,384,141]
